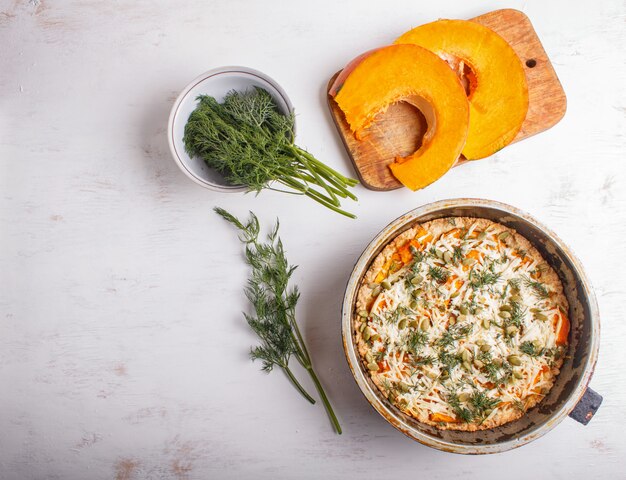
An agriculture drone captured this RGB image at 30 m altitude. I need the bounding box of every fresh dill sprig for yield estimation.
[185,89,358,218]
[523,276,550,299]
[216,207,341,434]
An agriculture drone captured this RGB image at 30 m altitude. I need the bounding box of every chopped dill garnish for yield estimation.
[448,392,473,423]
[523,276,550,299]
[520,341,543,357]
[406,330,429,354]
[437,324,473,348]
[469,269,501,289]
[508,301,527,327]
[470,390,501,419]
[452,245,464,264]
[438,351,462,375]
[429,266,449,284]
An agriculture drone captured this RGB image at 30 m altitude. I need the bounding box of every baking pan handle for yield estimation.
[569,387,602,425]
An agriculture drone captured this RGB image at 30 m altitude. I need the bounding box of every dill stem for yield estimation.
[277,177,356,219]
[305,365,342,434]
[284,366,316,404]
[288,316,342,434]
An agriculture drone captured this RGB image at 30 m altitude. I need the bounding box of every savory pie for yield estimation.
[354,217,569,431]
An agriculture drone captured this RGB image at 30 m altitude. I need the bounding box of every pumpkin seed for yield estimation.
[476,339,486,346]
[474,359,484,369]
[450,290,460,298]
[484,409,494,417]
[370,334,380,342]
[510,294,523,303]
[367,362,379,371]
[363,328,372,341]
[480,344,491,353]
[513,369,524,379]
[359,323,366,332]
[420,318,431,331]
[493,358,503,367]
[462,258,477,267]
[440,370,449,379]
[507,355,522,366]
[534,313,548,321]
[457,314,467,322]
[458,392,471,402]
[410,300,419,310]
[398,319,407,330]
[459,305,469,315]
[412,289,423,298]
[409,320,419,328]
[381,280,392,290]
[410,274,424,285]
[443,251,453,263]
[461,349,472,362]
[435,249,444,259]
[499,304,512,312]
[477,231,487,240]
[482,318,491,329]
[498,231,510,241]
[399,382,411,393]
[448,318,456,326]
[499,311,511,319]
[506,325,519,335]
[358,310,368,318]
[462,361,472,371]
[530,307,541,313]
[371,286,381,297]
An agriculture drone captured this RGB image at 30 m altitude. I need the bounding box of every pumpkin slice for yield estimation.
[332,44,469,191]
[395,19,529,160]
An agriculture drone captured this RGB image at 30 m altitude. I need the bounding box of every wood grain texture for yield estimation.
[1,1,625,479]
[327,9,567,191]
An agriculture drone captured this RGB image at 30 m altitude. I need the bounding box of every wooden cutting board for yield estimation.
[327,9,567,191]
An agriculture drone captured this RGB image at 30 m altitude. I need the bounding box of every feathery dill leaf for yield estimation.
[216,207,341,433]
[185,88,358,218]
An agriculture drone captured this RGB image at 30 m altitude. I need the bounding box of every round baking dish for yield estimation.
[341,198,601,454]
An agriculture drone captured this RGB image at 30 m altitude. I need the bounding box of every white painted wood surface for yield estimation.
[1,1,625,478]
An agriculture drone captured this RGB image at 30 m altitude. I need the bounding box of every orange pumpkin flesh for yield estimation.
[332,44,469,191]
[395,19,529,160]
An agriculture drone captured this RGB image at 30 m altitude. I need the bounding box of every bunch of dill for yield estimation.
[215,207,342,434]
[184,88,358,218]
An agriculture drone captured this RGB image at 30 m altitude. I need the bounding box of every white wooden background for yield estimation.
[1,1,625,478]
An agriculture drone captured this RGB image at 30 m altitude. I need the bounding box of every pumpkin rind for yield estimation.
[333,44,469,191]
[395,19,529,160]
